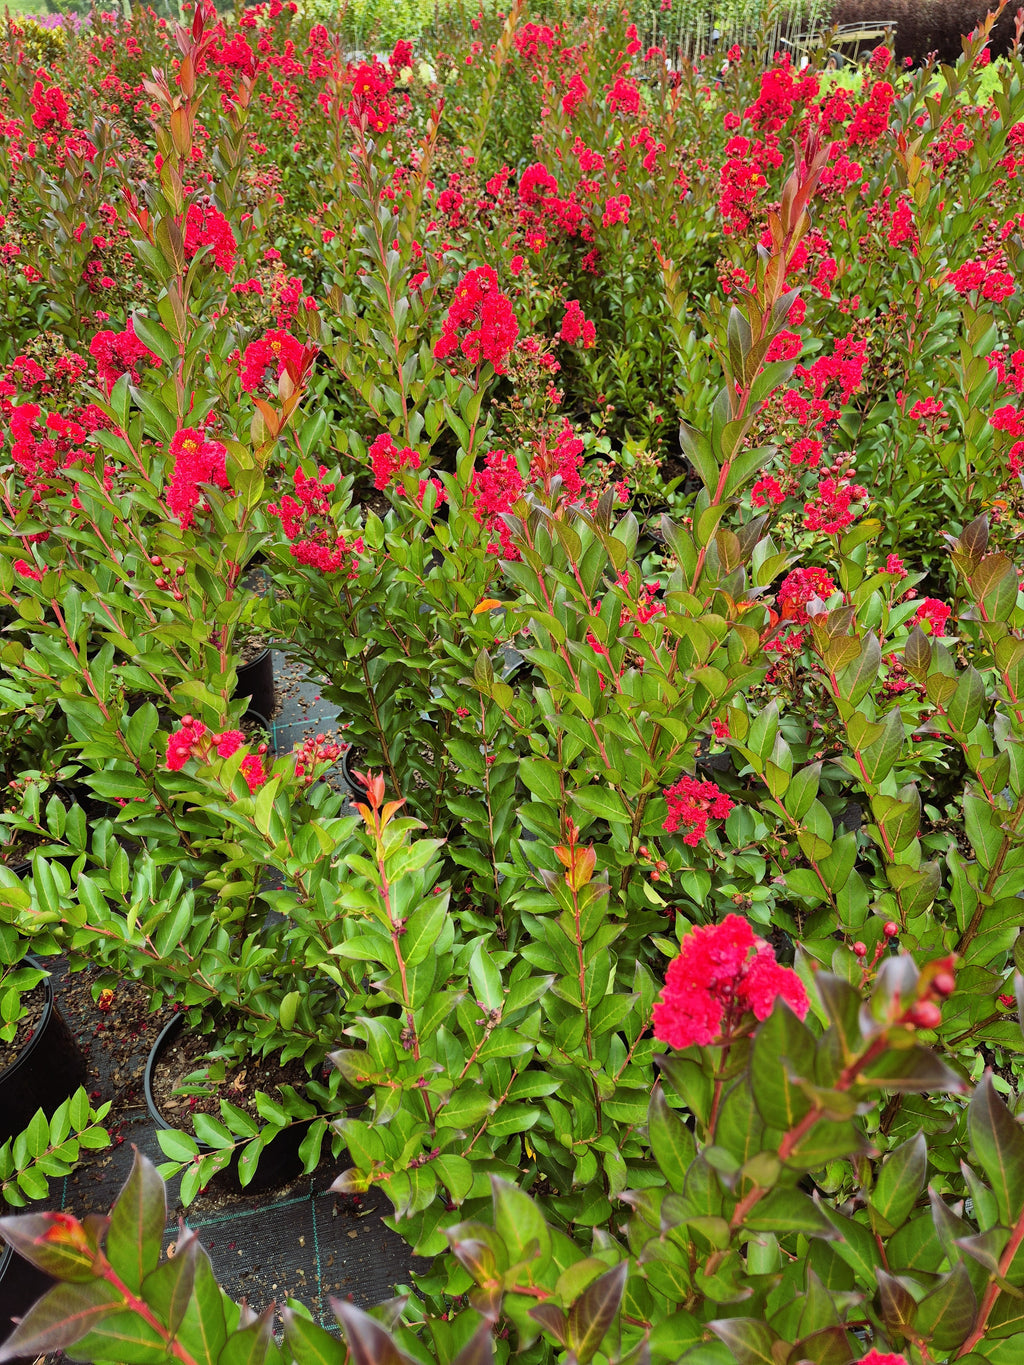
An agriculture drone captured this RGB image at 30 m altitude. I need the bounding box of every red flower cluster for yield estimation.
[662,775,734,845]
[184,202,237,273]
[90,320,161,395]
[471,448,525,558]
[859,1354,907,1365]
[267,465,364,575]
[434,267,520,374]
[948,254,1016,303]
[991,403,1024,475]
[345,59,398,134]
[239,329,307,392]
[653,914,809,1049]
[166,427,230,529]
[601,194,630,228]
[914,597,951,636]
[803,474,867,534]
[777,567,837,622]
[30,80,71,131]
[559,299,596,348]
[368,432,420,490]
[166,716,267,793]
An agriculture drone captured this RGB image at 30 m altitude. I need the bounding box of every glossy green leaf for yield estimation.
[869,1133,927,1235]
[648,1085,696,1193]
[968,1073,1024,1224]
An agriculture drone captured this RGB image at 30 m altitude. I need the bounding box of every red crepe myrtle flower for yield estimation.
[166,717,210,770]
[602,194,631,228]
[268,465,364,576]
[752,475,785,507]
[434,267,520,374]
[803,475,867,535]
[471,448,524,558]
[653,914,809,1049]
[90,319,161,395]
[914,597,951,636]
[184,202,237,273]
[369,432,420,489]
[777,567,837,623]
[166,428,230,529]
[389,39,413,71]
[859,1353,908,1365]
[948,255,1015,303]
[13,559,42,581]
[560,299,596,348]
[166,717,268,793]
[239,329,306,393]
[30,80,71,131]
[662,775,733,845]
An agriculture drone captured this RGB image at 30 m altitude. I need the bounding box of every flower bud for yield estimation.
[908,1001,942,1029]
[853,941,866,957]
[933,971,956,997]
[883,921,899,938]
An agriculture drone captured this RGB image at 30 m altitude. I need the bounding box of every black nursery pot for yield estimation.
[0,957,87,1356]
[0,958,88,1146]
[340,742,367,802]
[233,647,275,719]
[143,1014,305,1195]
[0,1242,53,1362]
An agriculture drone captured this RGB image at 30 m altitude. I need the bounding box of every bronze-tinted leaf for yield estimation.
[0,1281,123,1364]
[567,1262,628,1364]
[877,1268,917,1334]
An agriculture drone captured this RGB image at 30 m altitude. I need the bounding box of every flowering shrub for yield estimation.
[1,4,1024,1354]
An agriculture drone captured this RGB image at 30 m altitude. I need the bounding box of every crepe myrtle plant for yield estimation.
[0,705,377,1198]
[263,130,833,931]
[2,946,1023,1365]
[628,512,1024,1108]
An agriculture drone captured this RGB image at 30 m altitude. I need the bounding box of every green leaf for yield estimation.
[105,1151,167,1294]
[567,1262,627,1365]
[836,633,881,708]
[876,1268,917,1336]
[751,998,814,1129]
[741,1188,835,1237]
[451,1321,495,1365]
[491,1176,551,1266]
[648,1086,695,1193]
[403,897,448,967]
[282,1308,348,1365]
[571,785,631,826]
[0,1279,122,1361]
[469,942,503,1011]
[143,1231,197,1337]
[968,1072,1024,1224]
[519,759,562,805]
[869,1133,927,1235]
[333,1300,406,1365]
[174,1247,228,1364]
[708,1318,779,1364]
[217,1305,278,1365]
[914,1261,977,1351]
